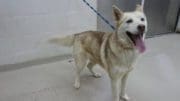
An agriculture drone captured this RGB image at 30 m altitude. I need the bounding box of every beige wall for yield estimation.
[0,0,97,65]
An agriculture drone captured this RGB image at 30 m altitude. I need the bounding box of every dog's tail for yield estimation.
[49,35,75,47]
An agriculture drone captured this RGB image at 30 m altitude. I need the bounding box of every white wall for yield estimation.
[0,0,97,65]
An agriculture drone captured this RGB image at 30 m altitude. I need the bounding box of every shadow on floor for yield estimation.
[0,54,72,72]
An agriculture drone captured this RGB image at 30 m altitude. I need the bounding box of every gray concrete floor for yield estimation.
[0,34,180,101]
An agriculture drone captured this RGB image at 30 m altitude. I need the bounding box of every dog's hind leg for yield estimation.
[87,62,101,78]
[73,51,87,89]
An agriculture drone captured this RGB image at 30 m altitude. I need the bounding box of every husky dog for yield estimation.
[49,5,147,101]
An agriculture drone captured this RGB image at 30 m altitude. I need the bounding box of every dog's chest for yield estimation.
[110,51,138,76]
[112,49,138,67]
[111,66,129,75]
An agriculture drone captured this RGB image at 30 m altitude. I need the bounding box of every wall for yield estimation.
[166,0,180,32]
[176,14,180,32]
[0,0,97,65]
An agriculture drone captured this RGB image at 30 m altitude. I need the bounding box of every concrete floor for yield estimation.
[0,34,180,101]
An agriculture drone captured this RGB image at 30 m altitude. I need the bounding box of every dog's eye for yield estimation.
[141,18,145,21]
[126,19,133,23]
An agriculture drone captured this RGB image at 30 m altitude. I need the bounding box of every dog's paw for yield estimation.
[93,73,101,78]
[74,82,80,89]
[120,94,130,101]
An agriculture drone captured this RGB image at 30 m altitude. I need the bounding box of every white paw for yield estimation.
[74,82,80,89]
[93,73,101,78]
[120,94,130,101]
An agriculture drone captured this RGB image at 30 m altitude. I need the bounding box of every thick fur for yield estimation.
[49,35,75,46]
[49,5,147,101]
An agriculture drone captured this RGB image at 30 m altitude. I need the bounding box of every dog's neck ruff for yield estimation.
[110,33,134,51]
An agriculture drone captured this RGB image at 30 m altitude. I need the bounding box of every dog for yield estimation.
[49,5,147,101]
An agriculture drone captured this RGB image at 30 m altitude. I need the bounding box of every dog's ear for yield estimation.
[135,4,143,12]
[112,5,123,21]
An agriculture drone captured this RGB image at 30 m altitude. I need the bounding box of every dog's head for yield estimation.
[113,5,147,53]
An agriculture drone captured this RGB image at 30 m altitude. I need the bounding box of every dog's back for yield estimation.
[49,31,109,65]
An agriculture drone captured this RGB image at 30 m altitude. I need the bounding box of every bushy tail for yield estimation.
[49,35,75,47]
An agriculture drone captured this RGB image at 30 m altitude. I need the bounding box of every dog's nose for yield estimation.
[137,25,145,32]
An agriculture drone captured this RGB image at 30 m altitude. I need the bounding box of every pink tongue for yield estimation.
[135,37,146,53]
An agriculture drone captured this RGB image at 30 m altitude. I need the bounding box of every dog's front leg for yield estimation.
[111,77,120,101]
[120,72,130,101]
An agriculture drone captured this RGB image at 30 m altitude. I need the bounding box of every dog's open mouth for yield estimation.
[126,31,146,53]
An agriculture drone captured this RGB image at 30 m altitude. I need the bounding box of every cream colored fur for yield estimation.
[49,35,75,46]
[49,5,147,101]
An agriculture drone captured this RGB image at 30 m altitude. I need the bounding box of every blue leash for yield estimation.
[82,0,115,30]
